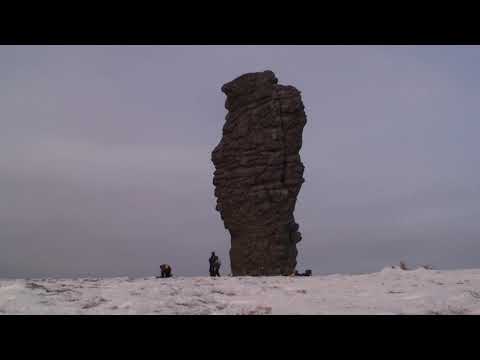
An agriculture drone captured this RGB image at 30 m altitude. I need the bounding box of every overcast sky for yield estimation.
[1,45,479,278]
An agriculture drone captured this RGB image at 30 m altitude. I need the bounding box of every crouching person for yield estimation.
[160,264,172,278]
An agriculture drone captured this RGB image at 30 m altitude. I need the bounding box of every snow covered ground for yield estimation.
[2,267,480,314]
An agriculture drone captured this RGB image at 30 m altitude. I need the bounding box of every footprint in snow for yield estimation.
[82,297,108,309]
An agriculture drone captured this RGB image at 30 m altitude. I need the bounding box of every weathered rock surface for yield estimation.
[212,70,307,276]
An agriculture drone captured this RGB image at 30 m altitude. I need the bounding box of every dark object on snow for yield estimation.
[160,264,172,278]
[294,269,312,277]
[212,71,307,276]
[209,252,221,277]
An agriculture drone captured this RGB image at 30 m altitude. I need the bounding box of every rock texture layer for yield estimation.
[212,71,307,276]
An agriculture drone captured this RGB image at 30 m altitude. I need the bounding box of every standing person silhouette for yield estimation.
[209,252,219,277]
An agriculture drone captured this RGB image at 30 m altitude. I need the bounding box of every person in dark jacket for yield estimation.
[160,264,172,278]
[209,252,220,277]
